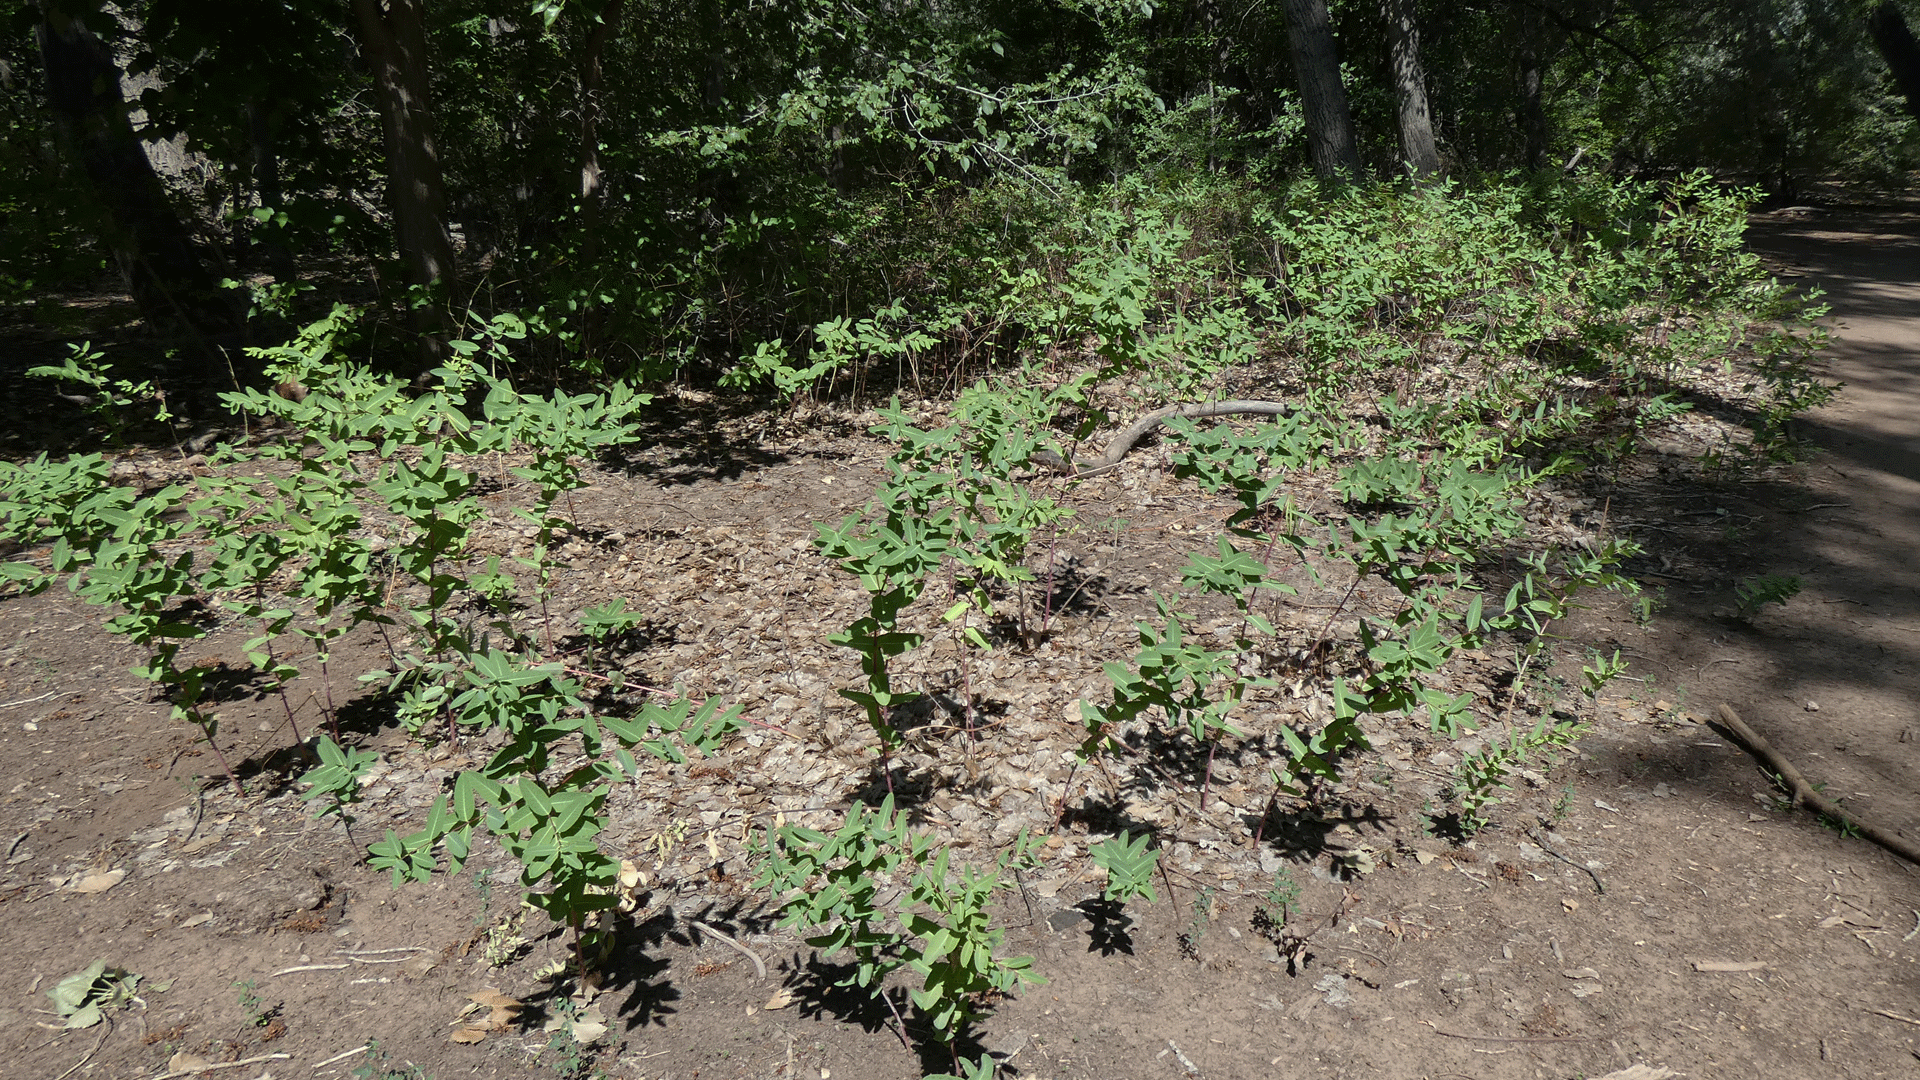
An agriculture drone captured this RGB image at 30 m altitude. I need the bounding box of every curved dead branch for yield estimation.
[1714,703,1920,866]
[1030,400,1295,478]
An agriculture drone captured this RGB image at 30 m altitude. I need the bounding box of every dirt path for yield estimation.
[1718,206,1920,840]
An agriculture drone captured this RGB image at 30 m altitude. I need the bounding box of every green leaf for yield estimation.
[1088,830,1159,904]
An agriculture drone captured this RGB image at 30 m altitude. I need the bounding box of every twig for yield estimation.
[1526,827,1606,894]
[344,955,414,964]
[1713,704,1920,866]
[182,788,206,845]
[691,920,767,981]
[6,832,27,861]
[0,691,57,709]
[1032,400,1295,477]
[310,1043,373,1069]
[146,1052,290,1079]
[272,963,350,977]
[53,1016,111,1080]
[1864,1007,1920,1028]
[1316,941,1390,968]
[338,946,426,955]
[1420,1020,1595,1043]
[1166,1038,1201,1076]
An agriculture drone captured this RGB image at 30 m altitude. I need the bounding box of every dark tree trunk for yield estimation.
[1384,0,1441,182]
[1279,0,1361,180]
[1517,6,1549,170]
[575,0,624,357]
[1869,1,1920,122]
[35,7,238,342]
[245,100,297,281]
[349,0,454,365]
[577,0,624,261]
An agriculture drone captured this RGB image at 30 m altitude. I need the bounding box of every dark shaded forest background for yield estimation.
[3,0,1917,395]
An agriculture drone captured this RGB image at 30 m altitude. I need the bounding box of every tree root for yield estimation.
[1030,400,1294,477]
[1714,703,1920,866]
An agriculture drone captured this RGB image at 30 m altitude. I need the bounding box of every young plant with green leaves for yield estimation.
[27,341,170,445]
[1088,830,1160,905]
[1448,714,1589,836]
[753,796,1043,1057]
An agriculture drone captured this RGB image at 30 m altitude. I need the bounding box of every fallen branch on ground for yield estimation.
[1714,703,1920,866]
[691,919,768,981]
[1031,400,1294,477]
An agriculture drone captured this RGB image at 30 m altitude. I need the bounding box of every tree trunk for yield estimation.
[1279,0,1361,180]
[246,100,298,281]
[1384,0,1441,182]
[35,6,237,342]
[575,0,625,358]
[578,0,624,261]
[349,0,454,365]
[1516,6,1549,170]
[1869,1,1920,122]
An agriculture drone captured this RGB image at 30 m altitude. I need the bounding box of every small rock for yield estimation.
[1314,973,1352,1008]
[1804,701,1820,712]
[1046,908,1088,932]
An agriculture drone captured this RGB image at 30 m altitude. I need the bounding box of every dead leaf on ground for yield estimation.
[449,1027,488,1044]
[168,1051,212,1072]
[1819,913,1882,929]
[467,988,523,1029]
[69,868,125,894]
[764,987,795,1010]
[542,1006,610,1046]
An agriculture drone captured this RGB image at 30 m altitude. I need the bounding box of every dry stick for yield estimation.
[0,690,58,709]
[690,920,768,981]
[311,1043,373,1069]
[1863,1006,1920,1028]
[1032,400,1296,477]
[271,963,350,977]
[146,1052,291,1080]
[52,1016,112,1080]
[1713,704,1920,866]
[1525,826,1605,894]
[1419,1020,1595,1043]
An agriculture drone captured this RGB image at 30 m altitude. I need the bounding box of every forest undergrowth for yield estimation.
[0,172,1834,1077]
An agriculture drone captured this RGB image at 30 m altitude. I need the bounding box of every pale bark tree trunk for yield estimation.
[1869,1,1920,122]
[35,5,237,342]
[349,0,454,365]
[1279,0,1361,180]
[576,0,624,356]
[1384,0,1441,182]
[578,0,624,262]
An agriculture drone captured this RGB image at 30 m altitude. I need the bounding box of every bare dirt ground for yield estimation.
[2,207,1918,1080]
